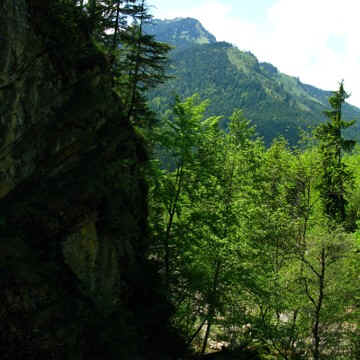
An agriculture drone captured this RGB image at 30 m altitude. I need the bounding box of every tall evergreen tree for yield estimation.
[315,81,355,223]
[113,0,171,126]
[72,0,171,127]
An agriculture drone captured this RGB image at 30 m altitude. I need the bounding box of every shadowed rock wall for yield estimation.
[0,1,182,359]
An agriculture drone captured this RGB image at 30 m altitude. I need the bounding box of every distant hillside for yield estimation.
[146,18,360,145]
[143,17,216,50]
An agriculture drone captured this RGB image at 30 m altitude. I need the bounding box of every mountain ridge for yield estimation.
[146,18,360,145]
[144,17,216,50]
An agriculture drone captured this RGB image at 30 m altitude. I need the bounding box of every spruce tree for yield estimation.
[112,0,171,126]
[315,81,355,223]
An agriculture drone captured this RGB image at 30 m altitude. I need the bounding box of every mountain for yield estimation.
[147,18,360,145]
[144,17,216,50]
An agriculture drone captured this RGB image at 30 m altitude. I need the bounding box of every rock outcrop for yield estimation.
[0,1,181,359]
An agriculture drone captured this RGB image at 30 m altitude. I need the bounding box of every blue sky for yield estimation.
[148,0,360,107]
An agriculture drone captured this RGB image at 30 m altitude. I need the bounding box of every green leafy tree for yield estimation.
[150,95,221,290]
[150,101,266,352]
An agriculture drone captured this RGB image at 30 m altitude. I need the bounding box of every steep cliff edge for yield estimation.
[0,1,181,359]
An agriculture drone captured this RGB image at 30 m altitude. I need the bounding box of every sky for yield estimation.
[148,0,360,107]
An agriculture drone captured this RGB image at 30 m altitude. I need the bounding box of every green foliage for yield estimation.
[146,19,360,145]
[315,81,355,224]
[149,88,360,359]
[114,2,172,126]
[7,2,360,358]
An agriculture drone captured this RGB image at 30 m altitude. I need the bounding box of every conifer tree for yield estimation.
[112,0,171,126]
[73,0,170,127]
[315,81,355,223]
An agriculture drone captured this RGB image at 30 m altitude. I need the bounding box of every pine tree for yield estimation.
[315,81,355,223]
[73,0,171,127]
[113,0,171,126]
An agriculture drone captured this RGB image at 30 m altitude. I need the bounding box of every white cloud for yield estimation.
[247,0,360,106]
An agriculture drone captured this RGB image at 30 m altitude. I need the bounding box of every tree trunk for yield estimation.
[164,164,183,291]
[312,247,325,360]
[201,260,221,355]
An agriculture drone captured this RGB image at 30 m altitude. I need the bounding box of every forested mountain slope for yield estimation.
[146,18,360,145]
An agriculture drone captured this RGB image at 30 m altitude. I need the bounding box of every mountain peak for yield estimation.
[146,17,360,145]
[144,17,216,50]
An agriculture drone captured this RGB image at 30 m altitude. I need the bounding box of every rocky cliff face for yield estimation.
[0,1,180,359]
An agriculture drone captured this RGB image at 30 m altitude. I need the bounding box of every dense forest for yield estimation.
[150,87,360,359]
[2,1,360,360]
